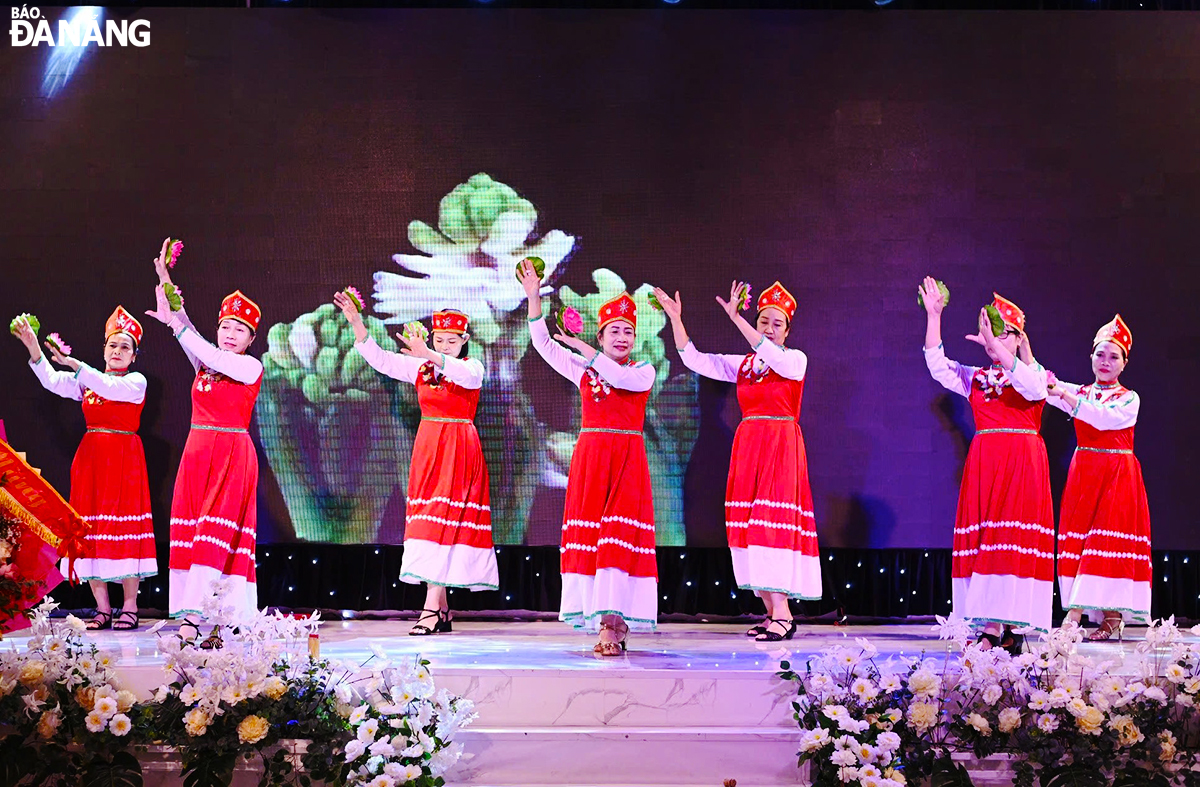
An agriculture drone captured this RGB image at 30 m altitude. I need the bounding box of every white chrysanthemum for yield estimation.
[876,731,901,753]
[981,684,1003,705]
[830,748,857,767]
[851,678,879,703]
[799,728,832,752]
[1036,713,1059,733]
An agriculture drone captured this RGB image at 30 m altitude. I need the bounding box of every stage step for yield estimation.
[447,726,805,787]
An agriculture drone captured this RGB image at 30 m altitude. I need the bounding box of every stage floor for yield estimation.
[3,620,1182,786]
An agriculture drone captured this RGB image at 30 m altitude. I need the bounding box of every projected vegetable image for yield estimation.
[260,174,697,545]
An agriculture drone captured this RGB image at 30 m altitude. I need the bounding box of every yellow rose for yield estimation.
[0,676,16,698]
[75,686,96,711]
[237,714,270,745]
[116,690,137,713]
[262,676,287,701]
[907,701,939,733]
[183,708,210,737]
[1075,706,1104,735]
[19,661,46,687]
[0,539,12,560]
[36,709,62,740]
[32,685,50,704]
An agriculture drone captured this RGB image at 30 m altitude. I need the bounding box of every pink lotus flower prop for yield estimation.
[166,239,184,269]
[557,306,584,336]
[45,333,72,356]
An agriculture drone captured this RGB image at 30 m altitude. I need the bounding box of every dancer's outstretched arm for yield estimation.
[16,318,83,400]
[654,287,739,383]
[147,285,262,384]
[920,276,974,397]
[334,291,421,384]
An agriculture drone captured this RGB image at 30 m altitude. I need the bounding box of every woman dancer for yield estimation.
[1046,315,1149,640]
[920,278,1054,651]
[654,282,820,642]
[336,291,498,635]
[147,239,263,648]
[520,261,657,655]
[13,308,157,631]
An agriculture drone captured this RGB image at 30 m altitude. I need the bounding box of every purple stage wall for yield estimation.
[1,9,1197,549]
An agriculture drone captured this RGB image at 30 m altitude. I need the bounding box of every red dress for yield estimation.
[168,366,262,619]
[530,318,658,632]
[27,358,156,582]
[1051,383,1150,620]
[354,337,498,589]
[679,341,821,599]
[926,347,1055,631]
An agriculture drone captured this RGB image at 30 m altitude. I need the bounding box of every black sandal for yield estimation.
[745,620,769,637]
[755,618,797,642]
[86,611,113,631]
[1001,629,1025,656]
[199,627,224,650]
[112,610,139,631]
[178,620,200,644]
[975,632,1003,650]
[409,609,451,636]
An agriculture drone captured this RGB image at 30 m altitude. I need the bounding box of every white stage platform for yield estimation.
[2,620,1168,787]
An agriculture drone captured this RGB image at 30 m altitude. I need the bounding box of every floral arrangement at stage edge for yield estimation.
[0,511,44,633]
[780,616,1200,787]
[0,583,475,786]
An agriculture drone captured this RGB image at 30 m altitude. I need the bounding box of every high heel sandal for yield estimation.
[755,618,797,642]
[594,622,628,656]
[87,611,113,631]
[1001,628,1025,656]
[112,610,139,631]
[1089,615,1124,642]
[177,620,200,644]
[745,618,769,637]
[199,627,224,651]
[409,609,451,636]
[975,631,1003,651]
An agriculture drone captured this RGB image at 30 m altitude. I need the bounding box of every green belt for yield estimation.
[742,416,795,422]
[580,428,643,436]
[86,428,136,436]
[190,424,248,434]
[1077,446,1133,455]
[421,417,473,424]
[975,428,1038,436]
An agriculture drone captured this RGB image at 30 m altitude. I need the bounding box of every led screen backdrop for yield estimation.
[1,9,1197,549]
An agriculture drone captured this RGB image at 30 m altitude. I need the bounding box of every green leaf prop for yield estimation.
[163,283,184,312]
[9,313,39,335]
[985,303,1006,337]
[917,279,951,309]
[515,255,546,282]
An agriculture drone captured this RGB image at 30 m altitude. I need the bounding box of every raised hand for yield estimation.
[919,276,945,316]
[715,280,747,321]
[518,259,542,300]
[333,291,365,328]
[43,340,80,371]
[651,287,682,322]
[965,307,992,347]
[144,285,175,326]
[396,329,433,360]
[12,318,38,352]
[153,237,173,285]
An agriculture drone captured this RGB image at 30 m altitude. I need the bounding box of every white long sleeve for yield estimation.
[169,308,202,372]
[752,337,808,381]
[923,343,976,399]
[679,342,741,383]
[354,335,422,385]
[75,365,147,404]
[28,356,83,401]
[1045,381,1083,416]
[170,319,263,385]
[438,355,485,390]
[1054,381,1141,431]
[590,351,656,392]
[528,317,589,383]
[1007,358,1049,402]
